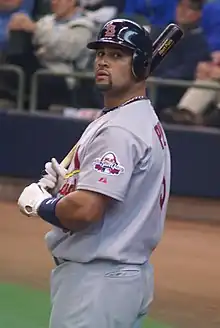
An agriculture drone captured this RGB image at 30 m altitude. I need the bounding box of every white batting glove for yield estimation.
[18,183,52,217]
[38,158,67,194]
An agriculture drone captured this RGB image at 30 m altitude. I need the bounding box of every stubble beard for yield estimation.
[96,81,113,92]
[95,75,113,92]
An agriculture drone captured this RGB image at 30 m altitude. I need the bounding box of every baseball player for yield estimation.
[18,19,171,328]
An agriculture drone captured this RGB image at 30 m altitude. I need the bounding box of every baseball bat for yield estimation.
[60,23,184,168]
[150,23,184,74]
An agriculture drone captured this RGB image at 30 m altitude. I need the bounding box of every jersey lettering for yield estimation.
[154,122,167,149]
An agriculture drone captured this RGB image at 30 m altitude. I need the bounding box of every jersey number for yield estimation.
[154,122,167,209]
[160,176,166,209]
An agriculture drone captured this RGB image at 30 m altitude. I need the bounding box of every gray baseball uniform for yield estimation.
[46,98,171,328]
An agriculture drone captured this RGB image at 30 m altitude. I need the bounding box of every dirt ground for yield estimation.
[0,200,220,328]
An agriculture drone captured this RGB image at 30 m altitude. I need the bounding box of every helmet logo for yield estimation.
[105,24,116,38]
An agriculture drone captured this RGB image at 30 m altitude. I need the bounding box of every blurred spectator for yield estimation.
[123,0,178,27]
[201,0,220,53]
[0,0,35,108]
[151,0,210,114]
[32,0,52,20]
[160,51,220,126]
[0,0,34,52]
[81,0,125,24]
[8,0,98,110]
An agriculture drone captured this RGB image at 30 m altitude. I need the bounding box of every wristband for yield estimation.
[38,197,65,229]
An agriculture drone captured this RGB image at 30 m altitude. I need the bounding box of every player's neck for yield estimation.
[104,86,146,109]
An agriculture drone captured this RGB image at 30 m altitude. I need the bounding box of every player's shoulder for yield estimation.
[106,99,159,144]
[109,99,157,124]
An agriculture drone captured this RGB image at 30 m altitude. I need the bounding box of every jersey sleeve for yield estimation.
[77,126,139,202]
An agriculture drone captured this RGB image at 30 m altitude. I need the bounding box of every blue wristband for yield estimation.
[38,197,65,229]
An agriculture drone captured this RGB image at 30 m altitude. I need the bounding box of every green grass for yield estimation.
[0,284,171,328]
[0,284,50,328]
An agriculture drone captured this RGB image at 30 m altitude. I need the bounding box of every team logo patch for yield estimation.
[93,152,125,176]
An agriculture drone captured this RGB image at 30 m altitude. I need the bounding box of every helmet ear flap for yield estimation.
[132,50,150,80]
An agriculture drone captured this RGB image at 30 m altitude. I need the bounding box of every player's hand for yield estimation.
[18,183,52,217]
[38,158,67,194]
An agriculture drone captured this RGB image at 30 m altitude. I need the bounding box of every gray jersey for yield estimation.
[45,99,171,264]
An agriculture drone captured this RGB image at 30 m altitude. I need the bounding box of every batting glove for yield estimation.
[38,158,67,194]
[18,183,52,217]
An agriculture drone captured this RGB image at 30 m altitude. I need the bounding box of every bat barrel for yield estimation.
[150,23,184,74]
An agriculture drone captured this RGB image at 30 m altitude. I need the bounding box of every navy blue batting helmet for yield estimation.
[87,19,153,80]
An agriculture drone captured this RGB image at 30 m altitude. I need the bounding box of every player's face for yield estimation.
[94,45,135,93]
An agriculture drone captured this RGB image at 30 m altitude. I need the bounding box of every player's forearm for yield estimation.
[37,196,90,232]
[55,190,105,230]
[37,189,108,232]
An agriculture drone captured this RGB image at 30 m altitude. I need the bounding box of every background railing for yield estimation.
[2,66,220,111]
[29,69,95,112]
[0,65,25,111]
[28,69,220,112]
